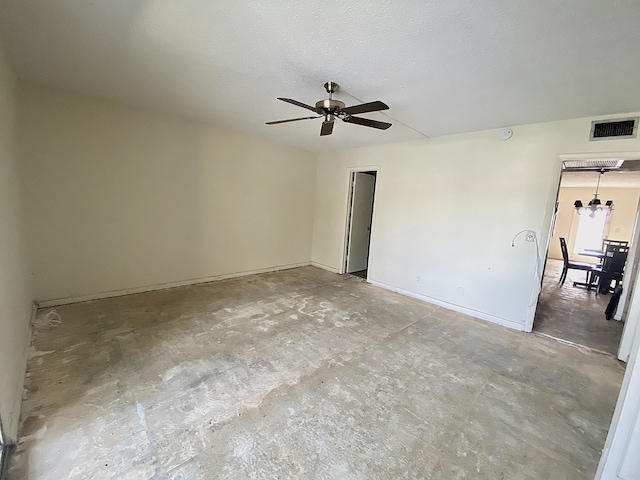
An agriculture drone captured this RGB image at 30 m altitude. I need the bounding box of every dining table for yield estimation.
[577,249,611,293]
[578,249,605,259]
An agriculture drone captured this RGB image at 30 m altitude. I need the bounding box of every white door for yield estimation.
[346,172,376,274]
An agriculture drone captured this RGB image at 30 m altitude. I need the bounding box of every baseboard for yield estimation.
[37,262,312,308]
[18,302,37,406]
[310,261,341,274]
[36,264,527,330]
[0,443,14,480]
[368,279,527,332]
[0,391,17,480]
[1,301,37,476]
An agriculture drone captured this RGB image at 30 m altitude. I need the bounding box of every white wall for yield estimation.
[0,43,34,440]
[313,116,640,330]
[18,83,316,303]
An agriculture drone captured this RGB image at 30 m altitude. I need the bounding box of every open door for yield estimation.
[345,171,376,277]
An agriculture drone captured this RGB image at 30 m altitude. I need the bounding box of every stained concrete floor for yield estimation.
[9,266,624,479]
[534,259,625,355]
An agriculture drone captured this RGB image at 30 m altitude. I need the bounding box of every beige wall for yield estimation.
[549,186,640,262]
[18,83,316,302]
[0,43,34,440]
[313,115,640,331]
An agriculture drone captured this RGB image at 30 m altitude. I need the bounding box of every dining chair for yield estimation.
[559,237,594,286]
[591,245,629,294]
[603,239,629,249]
[596,240,625,268]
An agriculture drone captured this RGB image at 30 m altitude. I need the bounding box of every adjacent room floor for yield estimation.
[534,258,625,355]
[9,267,624,479]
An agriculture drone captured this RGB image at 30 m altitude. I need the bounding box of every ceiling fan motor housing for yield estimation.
[315,99,345,114]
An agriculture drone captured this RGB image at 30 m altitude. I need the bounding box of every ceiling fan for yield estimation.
[266,82,392,136]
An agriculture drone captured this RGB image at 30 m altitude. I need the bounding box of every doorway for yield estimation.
[344,170,377,279]
[533,162,640,355]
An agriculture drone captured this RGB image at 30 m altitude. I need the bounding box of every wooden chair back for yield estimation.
[559,237,570,265]
[603,239,629,251]
[603,246,629,276]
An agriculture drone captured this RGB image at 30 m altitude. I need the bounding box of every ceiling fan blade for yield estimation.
[342,116,392,130]
[341,100,389,115]
[320,120,334,136]
[277,97,320,113]
[266,116,320,125]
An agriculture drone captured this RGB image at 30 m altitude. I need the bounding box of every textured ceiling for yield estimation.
[2,1,640,152]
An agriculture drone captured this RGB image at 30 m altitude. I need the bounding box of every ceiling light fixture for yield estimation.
[574,169,614,217]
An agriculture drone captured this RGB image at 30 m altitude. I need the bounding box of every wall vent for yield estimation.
[590,118,638,141]
[562,158,624,170]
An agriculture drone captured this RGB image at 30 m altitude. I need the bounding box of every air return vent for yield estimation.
[563,158,624,170]
[590,118,638,140]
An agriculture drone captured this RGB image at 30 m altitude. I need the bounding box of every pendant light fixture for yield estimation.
[574,169,614,218]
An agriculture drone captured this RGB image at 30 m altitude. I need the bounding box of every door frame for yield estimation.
[530,151,640,348]
[342,166,380,278]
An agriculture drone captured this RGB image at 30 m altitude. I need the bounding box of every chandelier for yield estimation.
[574,169,614,217]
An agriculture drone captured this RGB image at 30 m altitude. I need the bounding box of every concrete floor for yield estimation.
[9,266,624,479]
[534,259,625,355]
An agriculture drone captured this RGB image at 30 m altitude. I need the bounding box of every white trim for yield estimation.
[37,262,311,307]
[9,302,37,446]
[310,261,341,274]
[342,171,356,274]
[369,279,527,332]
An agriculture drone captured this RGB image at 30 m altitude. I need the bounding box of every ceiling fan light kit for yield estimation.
[266,82,392,136]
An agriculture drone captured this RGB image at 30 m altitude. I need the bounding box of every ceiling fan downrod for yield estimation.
[315,81,345,116]
[324,81,338,98]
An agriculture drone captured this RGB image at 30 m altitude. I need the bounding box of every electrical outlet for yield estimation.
[416,275,421,282]
[525,231,536,242]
